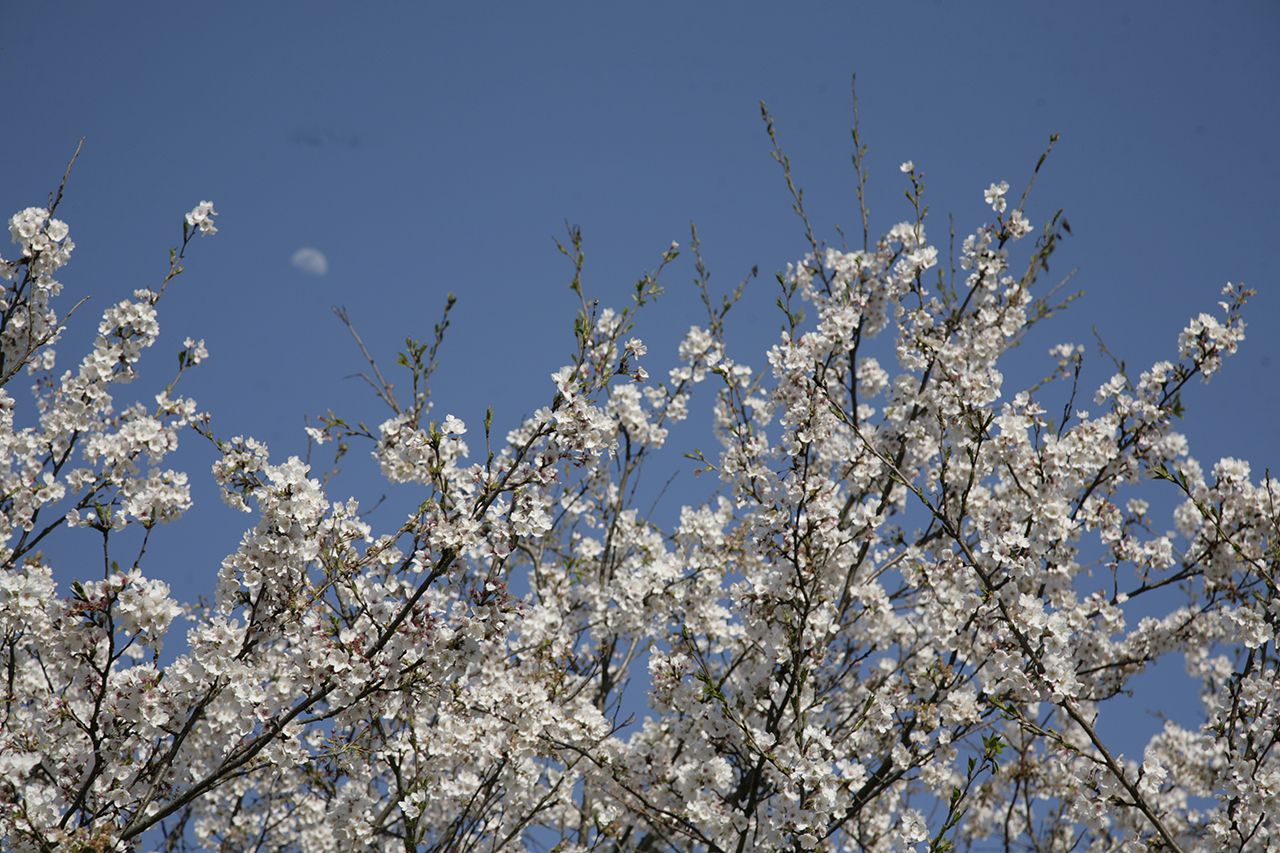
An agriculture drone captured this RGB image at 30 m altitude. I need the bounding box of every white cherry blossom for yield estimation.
[0,146,1274,853]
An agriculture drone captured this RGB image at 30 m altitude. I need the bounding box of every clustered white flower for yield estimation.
[0,156,1274,853]
[984,180,1010,213]
[184,200,218,236]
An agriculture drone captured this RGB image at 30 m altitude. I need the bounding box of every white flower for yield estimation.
[116,572,182,637]
[1007,208,1033,238]
[441,414,467,435]
[181,337,208,365]
[185,200,218,235]
[984,180,1010,213]
[899,160,915,173]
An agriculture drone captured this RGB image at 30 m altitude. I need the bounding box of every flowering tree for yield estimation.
[1,115,1276,853]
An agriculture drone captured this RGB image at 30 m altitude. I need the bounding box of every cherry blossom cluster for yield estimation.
[0,141,1275,853]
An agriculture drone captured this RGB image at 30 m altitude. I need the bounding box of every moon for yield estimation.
[290,247,329,277]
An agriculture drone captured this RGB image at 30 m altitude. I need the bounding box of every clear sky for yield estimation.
[4,0,1278,780]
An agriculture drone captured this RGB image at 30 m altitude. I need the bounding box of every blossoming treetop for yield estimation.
[0,119,1275,851]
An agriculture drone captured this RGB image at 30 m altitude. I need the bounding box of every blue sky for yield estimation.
[4,0,1278,780]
